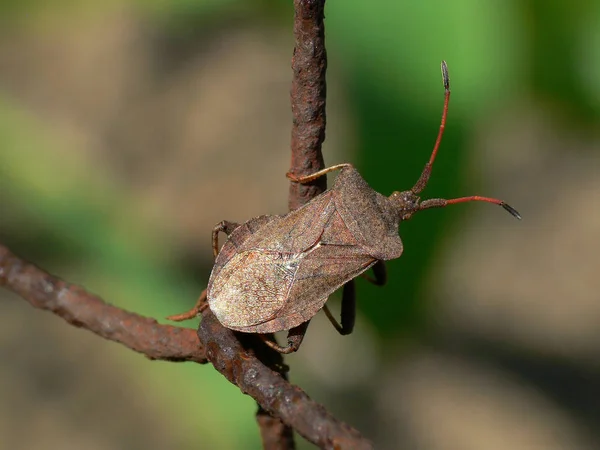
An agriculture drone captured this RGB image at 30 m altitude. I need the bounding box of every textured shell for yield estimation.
[207,165,404,333]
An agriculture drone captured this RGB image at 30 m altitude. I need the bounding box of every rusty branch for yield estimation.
[0,1,374,448]
[199,312,373,449]
[288,0,328,210]
[197,1,373,448]
[254,339,296,450]
[257,404,296,449]
[0,244,207,364]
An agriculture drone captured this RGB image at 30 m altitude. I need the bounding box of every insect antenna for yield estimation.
[408,61,521,220]
[418,196,521,219]
[446,197,521,218]
[411,60,450,195]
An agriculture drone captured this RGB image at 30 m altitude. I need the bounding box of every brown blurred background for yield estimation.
[1,1,600,449]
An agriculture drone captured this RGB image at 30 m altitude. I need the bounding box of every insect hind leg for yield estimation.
[259,321,310,354]
[324,262,385,336]
[323,280,356,336]
[360,260,387,286]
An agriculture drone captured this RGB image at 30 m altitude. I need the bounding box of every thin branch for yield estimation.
[254,0,333,446]
[198,312,373,449]
[253,0,332,445]
[254,335,296,450]
[0,244,207,364]
[257,405,296,450]
[0,243,374,449]
[199,1,374,448]
[288,0,328,210]
[0,1,375,448]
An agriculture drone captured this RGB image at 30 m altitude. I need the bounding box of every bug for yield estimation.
[170,61,520,353]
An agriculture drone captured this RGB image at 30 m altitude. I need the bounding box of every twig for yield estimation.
[0,241,373,446]
[254,334,296,450]
[254,0,330,445]
[0,244,207,364]
[0,1,375,448]
[288,0,328,211]
[198,0,373,447]
[158,2,340,441]
[257,405,296,450]
[252,0,331,445]
[198,312,372,449]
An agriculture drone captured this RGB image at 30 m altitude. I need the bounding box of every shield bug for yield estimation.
[170,61,520,353]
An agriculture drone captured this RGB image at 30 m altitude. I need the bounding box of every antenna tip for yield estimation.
[441,60,450,90]
[500,202,522,220]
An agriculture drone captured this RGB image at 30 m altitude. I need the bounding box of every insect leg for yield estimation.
[359,260,387,286]
[323,262,385,334]
[259,321,310,354]
[323,279,356,335]
[169,220,238,322]
[212,220,240,258]
[286,163,353,184]
[166,289,208,322]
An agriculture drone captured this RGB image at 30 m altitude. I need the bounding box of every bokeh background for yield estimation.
[1,0,600,449]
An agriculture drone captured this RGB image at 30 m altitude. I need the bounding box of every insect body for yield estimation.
[207,165,402,335]
[173,61,520,353]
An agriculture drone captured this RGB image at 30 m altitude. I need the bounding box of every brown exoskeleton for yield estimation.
[170,61,520,353]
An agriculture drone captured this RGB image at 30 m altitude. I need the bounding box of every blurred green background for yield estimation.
[1,1,600,449]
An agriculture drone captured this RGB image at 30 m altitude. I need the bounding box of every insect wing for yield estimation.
[208,249,301,330]
[284,244,376,315]
[242,192,336,253]
[249,244,376,333]
[209,215,279,287]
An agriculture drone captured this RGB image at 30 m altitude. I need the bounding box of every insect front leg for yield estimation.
[286,163,353,184]
[360,260,387,286]
[212,220,240,258]
[259,321,310,354]
[323,279,356,335]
